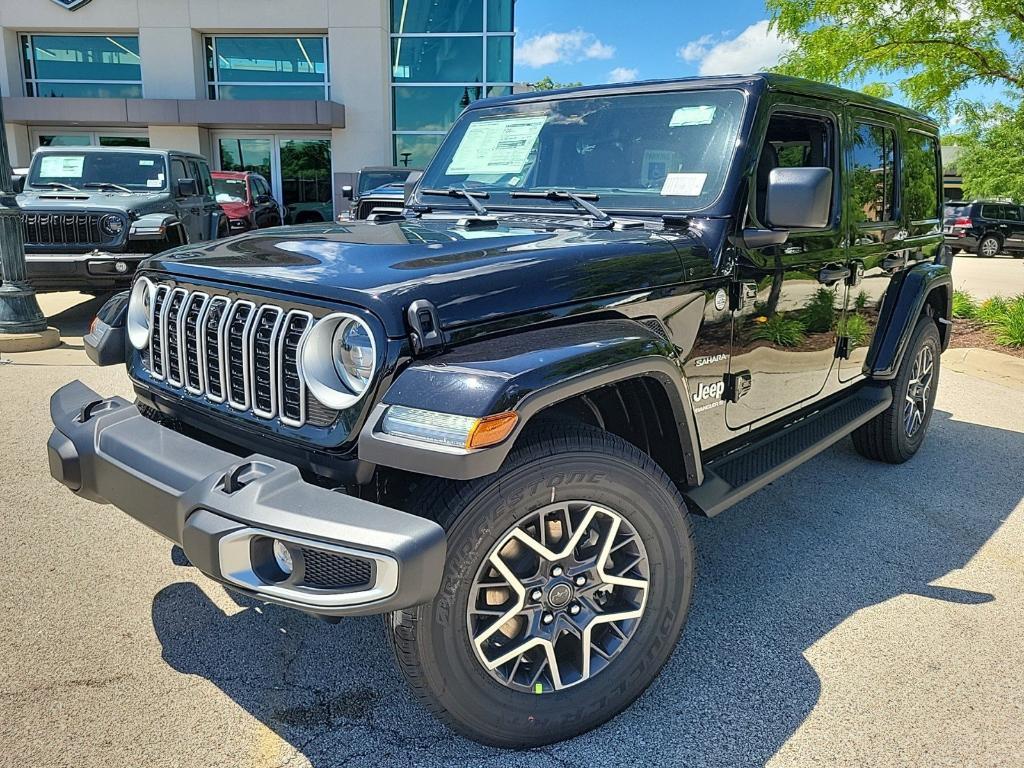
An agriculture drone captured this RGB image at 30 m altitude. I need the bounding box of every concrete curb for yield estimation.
[0,327,61,353]
[944,347,1024,391]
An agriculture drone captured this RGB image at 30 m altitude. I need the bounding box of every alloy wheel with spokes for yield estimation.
[467,501,649,693]
[903,344,934,437]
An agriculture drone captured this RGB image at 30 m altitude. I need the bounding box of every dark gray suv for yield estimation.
[17,147,227,293]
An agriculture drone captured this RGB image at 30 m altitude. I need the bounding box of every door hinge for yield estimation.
[847,260,865,287]
[723,370,752,402]
[835,336,851,360]
[729,281,758,311]
[407,299,444,355]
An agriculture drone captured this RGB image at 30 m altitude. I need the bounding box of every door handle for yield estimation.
[818,265,851,285]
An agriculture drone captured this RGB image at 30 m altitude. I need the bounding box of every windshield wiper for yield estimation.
[420,187,490,216]
[84,182,133,193]
[510,189,612,224]
[34,181,80,192]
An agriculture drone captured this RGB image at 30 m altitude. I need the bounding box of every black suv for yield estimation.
[17,147,226,293]
[943,199,1024,257]
[47,74,951,747]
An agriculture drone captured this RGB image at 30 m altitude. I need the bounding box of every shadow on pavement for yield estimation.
[151,410,1021,766]
[46,294,109,339]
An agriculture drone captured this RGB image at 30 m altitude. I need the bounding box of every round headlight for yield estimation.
[100,214,125,236]
[300,312,378,410]
[127,277,155,351]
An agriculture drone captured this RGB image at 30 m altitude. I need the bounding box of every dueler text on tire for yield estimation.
[852,316,941,463]
[386,423,695,747]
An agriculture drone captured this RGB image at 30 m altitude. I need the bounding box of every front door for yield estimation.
[726,104,845,429]
[169,156,203,243]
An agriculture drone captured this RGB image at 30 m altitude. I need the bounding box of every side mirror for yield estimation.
[11,174,25,194]
[765,167,833,229]
[340,185,354,200]
[176,178,199,198]
[404,170,424,203]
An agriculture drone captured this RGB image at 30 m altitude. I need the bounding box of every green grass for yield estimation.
[992,296,1024,348]
[952,289,977,319]
[748,314,807,347]
[837,313,870,347]
[975,296,1010,325]
[854,290,870,311]
[802,287,839,332]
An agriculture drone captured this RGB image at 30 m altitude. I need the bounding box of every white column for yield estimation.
[138,27,202,99]
[149,125,209,155]
[4,123,32,168]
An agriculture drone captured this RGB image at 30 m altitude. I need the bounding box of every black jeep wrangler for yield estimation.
[17,147,226,293]
[47,74,951,747]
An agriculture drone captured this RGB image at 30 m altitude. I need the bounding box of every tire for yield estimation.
[387,423,695,747]
[852,316,940,463]
[977,234,1001,257]
[949,247,962,255]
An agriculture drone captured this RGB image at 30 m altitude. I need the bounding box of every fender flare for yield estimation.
[358,319,703,485]
[129,213,184,243]
[865,262,952,380]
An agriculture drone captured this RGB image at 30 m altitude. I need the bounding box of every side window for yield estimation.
[981,204,999,219]
[197,162,215,197]
[902,131,939,222]
[170,158,188,191]
[851,122,897,223]
[754,111,836,226]
[1005,206,1023,222]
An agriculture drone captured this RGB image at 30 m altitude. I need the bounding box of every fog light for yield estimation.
[114,260,128,273]
[273,540,294,576]
[381,405,518,449]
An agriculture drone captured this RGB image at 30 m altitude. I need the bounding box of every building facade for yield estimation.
[0,0,515,219]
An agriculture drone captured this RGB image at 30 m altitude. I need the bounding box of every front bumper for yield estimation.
[47,380,446,617]
[26,252,148,292]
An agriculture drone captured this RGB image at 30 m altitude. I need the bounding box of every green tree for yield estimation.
[530,75,583,91]
[767,0,1024,119]
[956,103,1024,201]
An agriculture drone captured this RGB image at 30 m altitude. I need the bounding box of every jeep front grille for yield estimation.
[145,284,330,428]
[21,211,115,248]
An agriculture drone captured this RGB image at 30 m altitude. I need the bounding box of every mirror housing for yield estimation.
[340,184,354,200]
[404,170,424,203]
[765,167,833,229]
[176,178,199,198]
[10,174,25,194]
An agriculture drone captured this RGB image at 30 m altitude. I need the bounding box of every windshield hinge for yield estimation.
[407,299,444,355]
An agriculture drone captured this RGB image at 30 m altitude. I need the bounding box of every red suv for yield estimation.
[212,171,284,233]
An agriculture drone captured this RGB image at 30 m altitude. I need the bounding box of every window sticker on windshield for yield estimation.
[139,159,155,166]
[446,116,547,175]
[669,105,716,127]
[661,172,707,196]
[39,155,85,178]
[146,179,162,188]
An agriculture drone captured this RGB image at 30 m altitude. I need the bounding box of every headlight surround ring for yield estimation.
[300,312,378,410]
[100,213,125,237]
[126,276,155,351]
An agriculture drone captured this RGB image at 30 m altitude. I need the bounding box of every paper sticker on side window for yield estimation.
[661,172,707,196]
[446,116,547,176]
[39,155,85,178]
[669,105,716,127]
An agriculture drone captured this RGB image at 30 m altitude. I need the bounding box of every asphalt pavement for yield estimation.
[1,293,1022,767]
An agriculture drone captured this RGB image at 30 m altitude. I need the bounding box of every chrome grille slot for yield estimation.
[141,284,339,430]
[21,211,106,247]
[250,305,284,419]
[225,301,256,411]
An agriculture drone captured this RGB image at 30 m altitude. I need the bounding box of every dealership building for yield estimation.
[0,0,515,219]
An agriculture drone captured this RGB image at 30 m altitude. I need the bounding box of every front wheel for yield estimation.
[387,424,695,747]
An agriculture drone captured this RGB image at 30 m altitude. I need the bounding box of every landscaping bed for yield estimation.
[948,292,1024,358]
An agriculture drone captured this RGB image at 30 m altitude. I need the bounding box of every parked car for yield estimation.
[211,171,284,233]
[17,147,226,293]
[285,200,334,224]
[944,199,1024,257]
[341,166,420,219]
[49,74,951,748]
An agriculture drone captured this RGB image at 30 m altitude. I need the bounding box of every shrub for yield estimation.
[837,313,870,347]
[993,296,1024,347]
[854,290,870,311]
[952,289,977,319]
[975,296,1009,325]
[748,314,807,347]
[802,287,838,332]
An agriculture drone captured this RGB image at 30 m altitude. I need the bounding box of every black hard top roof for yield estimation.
[472,73,936,128]
[33,146,207,160]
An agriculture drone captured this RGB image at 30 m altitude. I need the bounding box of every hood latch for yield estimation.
[407,299,444,355]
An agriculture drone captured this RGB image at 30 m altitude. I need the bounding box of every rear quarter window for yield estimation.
[902,131,940,221]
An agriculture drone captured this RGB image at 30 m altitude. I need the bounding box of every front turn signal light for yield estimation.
[466,411,519,449]
[381,406,519,450]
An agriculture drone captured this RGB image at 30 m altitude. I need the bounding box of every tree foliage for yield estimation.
[957,103,1024,200]
[530,76,583,91]
[767,0,1024,119]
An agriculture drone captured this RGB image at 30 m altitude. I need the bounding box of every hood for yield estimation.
[17,189,166,213]
[146,218,720,337]
[218,200,253,219]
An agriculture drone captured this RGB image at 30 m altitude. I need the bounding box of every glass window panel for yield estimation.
[38,134,92,147]
[486,36,513,83]
[218,138,273,179]
[99,136,150,147]
[26,35,140,82]
[214,84,327,100]
[212,37,327,83]
[486,85,513,98]
[851,122,896,223]
[487,0,514,31]
[280,139,333,223]
[902,132,939,222]
[27,82,143,99]
[394,133,444,168]
[394,86,477,132]
[391,37,483,82]
[391,0,482,33]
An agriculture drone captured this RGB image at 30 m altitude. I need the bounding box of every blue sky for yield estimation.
[512,0,1002,122]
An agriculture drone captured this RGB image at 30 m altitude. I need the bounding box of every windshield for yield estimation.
[358,170,412,195]
[28,152,167,191]
[417,89,747,214]
[214,177,248,203]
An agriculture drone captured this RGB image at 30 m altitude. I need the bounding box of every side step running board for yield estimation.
[685,384,892,517]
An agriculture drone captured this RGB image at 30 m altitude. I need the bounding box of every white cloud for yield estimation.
[608,67,639,83]
[679,21,795,76]
[514,29,616,68]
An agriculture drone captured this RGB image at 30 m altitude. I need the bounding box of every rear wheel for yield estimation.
[387,424,695,747]
[852,316,940,463]
[977,234,1001,257]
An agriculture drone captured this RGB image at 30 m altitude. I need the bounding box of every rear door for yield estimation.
[170,157,203,242]
[190,159,221,240]
[999,204,1024,251]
